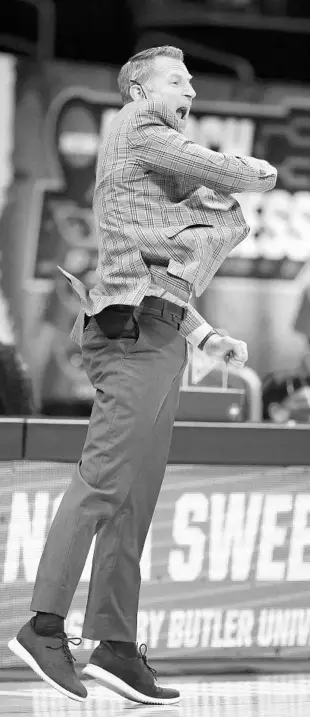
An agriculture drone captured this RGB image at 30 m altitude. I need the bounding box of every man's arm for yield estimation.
[129,103,277,195]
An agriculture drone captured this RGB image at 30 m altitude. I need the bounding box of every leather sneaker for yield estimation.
[82,641,180,704]
[8,617,87,702]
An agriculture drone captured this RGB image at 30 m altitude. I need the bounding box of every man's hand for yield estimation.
[202,333,248,369]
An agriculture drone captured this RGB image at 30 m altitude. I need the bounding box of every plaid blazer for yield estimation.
[62,100,277,345]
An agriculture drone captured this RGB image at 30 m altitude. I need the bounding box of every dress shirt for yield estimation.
[60,100,277,348]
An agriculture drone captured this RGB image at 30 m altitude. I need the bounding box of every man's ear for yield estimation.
[129,84,143,101]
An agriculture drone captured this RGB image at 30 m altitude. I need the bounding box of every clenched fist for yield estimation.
[203,333,248,369]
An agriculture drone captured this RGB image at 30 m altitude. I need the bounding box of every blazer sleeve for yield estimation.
[128,104,277,194]
[179,304,214,346]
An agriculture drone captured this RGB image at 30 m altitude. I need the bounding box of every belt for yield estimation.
[140,295,186,320]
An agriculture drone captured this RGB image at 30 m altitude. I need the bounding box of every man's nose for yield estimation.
[185,85,196,99]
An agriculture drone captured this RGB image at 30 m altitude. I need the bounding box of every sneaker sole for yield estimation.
[82,663,180,704]
[8,638,87,703]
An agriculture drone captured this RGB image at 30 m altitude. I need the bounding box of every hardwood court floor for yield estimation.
[1,674,310,717]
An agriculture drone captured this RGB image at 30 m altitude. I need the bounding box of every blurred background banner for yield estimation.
[3,460,310,667]
[0,53,15,220]
[1,56,310,412]
[0,52,16,344]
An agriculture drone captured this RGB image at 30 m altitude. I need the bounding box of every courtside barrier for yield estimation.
[21,418,310,464]
[2,418,310,463]
[0,418,24,459]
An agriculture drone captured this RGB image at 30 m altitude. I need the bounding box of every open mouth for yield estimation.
[176,107,188,120]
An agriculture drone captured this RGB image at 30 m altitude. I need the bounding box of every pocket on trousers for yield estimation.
[95,307,140,345]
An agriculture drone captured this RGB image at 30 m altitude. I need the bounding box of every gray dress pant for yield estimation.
[31,302,188,641]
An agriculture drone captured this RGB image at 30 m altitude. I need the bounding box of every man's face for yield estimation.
[132,55,196,128]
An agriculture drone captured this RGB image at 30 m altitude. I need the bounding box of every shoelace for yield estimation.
[47,634,82,664]
[138,643,157,680]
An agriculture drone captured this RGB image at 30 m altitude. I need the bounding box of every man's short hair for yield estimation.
[117,46,184,105]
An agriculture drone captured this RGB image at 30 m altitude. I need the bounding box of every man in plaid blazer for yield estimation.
[10,46,277,704]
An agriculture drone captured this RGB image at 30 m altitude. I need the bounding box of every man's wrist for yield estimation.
[197,329,219,351]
